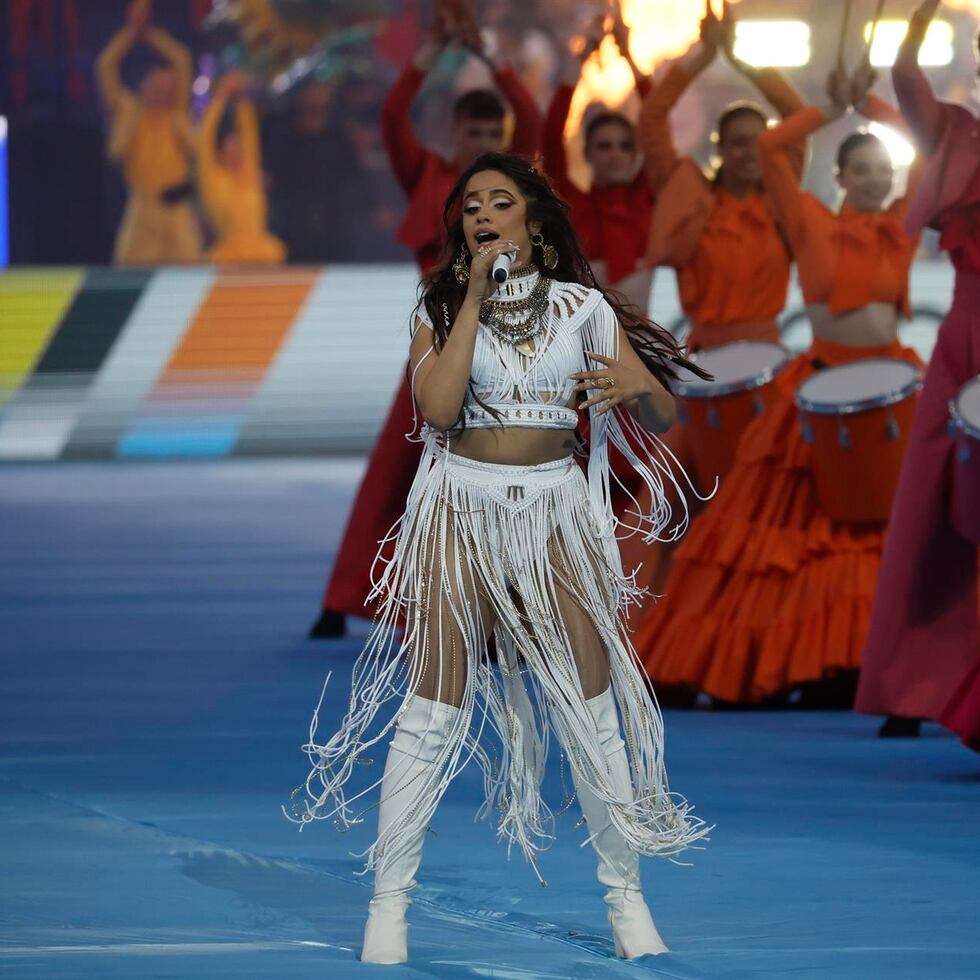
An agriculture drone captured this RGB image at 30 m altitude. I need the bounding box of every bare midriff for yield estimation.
[446,401,580,466]
[806,302,900,348]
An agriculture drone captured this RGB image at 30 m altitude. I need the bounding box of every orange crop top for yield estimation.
[638,63,806,329]
[758,98,924,316]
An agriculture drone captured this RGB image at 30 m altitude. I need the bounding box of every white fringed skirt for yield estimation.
[285,448,709,879]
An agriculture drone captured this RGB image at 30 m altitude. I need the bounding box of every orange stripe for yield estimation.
[163,270,316,375]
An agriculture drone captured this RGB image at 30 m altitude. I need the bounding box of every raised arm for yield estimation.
[742,67,804,121]
[543,82,579,202]
[718,10,807,179]
[381,41,441,194]
[758,103,839,244]
[235,98,262,176]
[196,85,225,193]
[143,26,192,105]
[97,26,137,113]
[542,24,603,200]
[892,0,947,153]
[491,63,542,158]
[637,44,711,190]
[611,6,651,99]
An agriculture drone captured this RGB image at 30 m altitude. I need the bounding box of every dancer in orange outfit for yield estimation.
[97,0,200,265]
[856,0,980,744]
[634,64,925,707]
[543,13,653,313]
[197,70,285,265]
[311,3,541,637]
[625,8,805,598]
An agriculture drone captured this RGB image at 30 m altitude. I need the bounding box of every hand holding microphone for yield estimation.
[467,238,520,302]
[492,248,518,284]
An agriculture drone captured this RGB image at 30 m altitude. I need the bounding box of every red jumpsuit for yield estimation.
[542,77,654,308]
[317,63,541,624]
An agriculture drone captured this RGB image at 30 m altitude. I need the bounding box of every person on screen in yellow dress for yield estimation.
[197,70,286,265]
[97,0,201,265]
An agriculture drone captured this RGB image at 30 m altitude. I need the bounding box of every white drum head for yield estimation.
[952,374,980,439]
[795,358,922,415]
[675,341,789,398]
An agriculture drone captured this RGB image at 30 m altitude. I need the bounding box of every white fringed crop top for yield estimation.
[413,269,609,432]
[412,269,698,545]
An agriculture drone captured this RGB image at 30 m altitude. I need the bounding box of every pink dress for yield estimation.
[854,51,980,742]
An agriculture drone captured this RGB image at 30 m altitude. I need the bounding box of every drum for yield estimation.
[795,358,922,523]
[949,374,980,545]
[674,340,789,487]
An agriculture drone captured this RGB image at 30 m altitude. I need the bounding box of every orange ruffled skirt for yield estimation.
[634,337,924,704]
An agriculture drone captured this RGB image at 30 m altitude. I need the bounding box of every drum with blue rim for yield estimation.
[949,374,980,544]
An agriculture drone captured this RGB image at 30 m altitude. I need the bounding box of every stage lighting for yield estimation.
[732,21,811,68]
[864,20,954,67]
[868,121,916,167]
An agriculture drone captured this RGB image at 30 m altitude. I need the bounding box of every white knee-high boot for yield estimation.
[574,685,669,958]
[361,694,460,965]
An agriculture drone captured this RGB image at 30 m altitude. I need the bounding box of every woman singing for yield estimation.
[285,153,709,963]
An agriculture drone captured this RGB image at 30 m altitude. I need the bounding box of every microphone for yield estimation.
[491,249,517,284]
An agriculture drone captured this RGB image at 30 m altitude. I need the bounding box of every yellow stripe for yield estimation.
[0,269,85,403]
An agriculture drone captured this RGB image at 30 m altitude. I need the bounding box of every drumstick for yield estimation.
[864,0,887,63]
[836,0,854,68]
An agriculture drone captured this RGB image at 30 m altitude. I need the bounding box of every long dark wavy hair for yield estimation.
[418,152,707,413]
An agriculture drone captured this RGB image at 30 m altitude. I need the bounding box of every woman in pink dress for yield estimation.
[855,0,980,743]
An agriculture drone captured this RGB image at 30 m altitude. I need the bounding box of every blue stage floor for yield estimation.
[1,460,978,979]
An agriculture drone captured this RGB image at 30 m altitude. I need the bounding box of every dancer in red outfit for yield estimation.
[634,63,925,706]
[311,5,541,637]
[543,14,653,313]
[855,0,980,741]
[542,13,657,539]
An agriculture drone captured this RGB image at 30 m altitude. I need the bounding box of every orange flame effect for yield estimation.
[565,1,739,187]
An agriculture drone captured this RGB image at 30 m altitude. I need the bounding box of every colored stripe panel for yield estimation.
[0,268,149,460]
[237,266,415,455]
[63,268,216,459]
[117,269,316,458]
[0,268,84,409]
[31,269,151,373]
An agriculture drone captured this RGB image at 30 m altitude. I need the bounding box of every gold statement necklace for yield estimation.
[479,266,550,355]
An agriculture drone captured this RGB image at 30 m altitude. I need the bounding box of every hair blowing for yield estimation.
[417,152,708,424]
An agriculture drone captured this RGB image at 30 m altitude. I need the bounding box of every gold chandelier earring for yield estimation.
[453,245,470,284]
[531,232,558,270]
